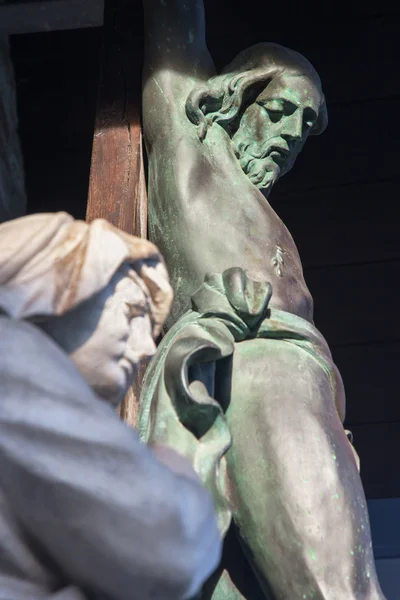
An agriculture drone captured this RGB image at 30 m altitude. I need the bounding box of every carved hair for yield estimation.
[186,43,328,141]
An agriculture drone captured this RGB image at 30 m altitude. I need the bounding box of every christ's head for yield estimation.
[186,43,327,194]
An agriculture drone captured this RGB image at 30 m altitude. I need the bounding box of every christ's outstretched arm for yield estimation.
[142,0,215,147]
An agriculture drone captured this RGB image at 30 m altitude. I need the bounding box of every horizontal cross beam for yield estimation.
[0,0,104,35]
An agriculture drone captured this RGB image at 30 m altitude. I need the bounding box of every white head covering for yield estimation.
[0,212,172,337]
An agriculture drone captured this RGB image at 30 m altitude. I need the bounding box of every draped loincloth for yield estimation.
[138,268,357,536]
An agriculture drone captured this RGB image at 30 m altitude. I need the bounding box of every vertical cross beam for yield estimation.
[86,0,147,426]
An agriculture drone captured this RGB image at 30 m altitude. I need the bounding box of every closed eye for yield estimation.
[257,102,284,123]
[124,301,147,319]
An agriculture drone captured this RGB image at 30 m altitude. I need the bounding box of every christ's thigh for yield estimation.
[223,338,358,597]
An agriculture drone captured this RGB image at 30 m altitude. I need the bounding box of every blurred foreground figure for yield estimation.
[0,212,221,600]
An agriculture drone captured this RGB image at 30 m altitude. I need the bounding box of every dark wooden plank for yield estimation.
[350,422,400,498]
[0,35,26,221]
[375,557,400,598]
[334,342,400,426]
[86,0,146,235]
[207,16,400,104]
[304,261,400,347]
[22,148,94,219]
[368,499,400,559]
[11,28,101,218]
[12,30,101,149]
[269,180,400,268]
[0,0,104,35]
[87,115,147,236]
[205,0,400,31]
[277,97,400,190]
[86,0,147,427]
[11,27,100,64]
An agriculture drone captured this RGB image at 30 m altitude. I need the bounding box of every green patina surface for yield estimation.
[141,0,383,597]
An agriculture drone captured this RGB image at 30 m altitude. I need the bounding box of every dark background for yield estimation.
[10,0,400,502]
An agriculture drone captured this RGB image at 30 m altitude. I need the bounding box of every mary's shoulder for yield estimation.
[1,316,63,357]
[0,317,91,397]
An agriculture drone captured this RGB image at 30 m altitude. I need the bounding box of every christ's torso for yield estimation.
[147,118,314,328]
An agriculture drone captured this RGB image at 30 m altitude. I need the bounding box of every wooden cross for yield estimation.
[86,0,147,427]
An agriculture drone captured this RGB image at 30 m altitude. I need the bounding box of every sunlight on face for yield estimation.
[40,267,158,405]
[232,73,322,192]
[72,273,157,406]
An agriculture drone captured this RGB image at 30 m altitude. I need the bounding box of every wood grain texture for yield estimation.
[0,0,104,35]
[86,0,147,427]
[204,0,400,30]
[11,29,101,219]
[276,97,400,190]
[305,261,400,347]
[350,422,400,498]
[270,180,400,268]
[0,36,26,221]
[86,7,146,235]
[208,13,400,104]
[335,342,400,427]
[87,118,147,237]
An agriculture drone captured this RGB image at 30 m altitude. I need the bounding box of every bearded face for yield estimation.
[232,73,322,194]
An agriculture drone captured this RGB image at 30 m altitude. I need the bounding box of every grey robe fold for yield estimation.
[0,317,221,600]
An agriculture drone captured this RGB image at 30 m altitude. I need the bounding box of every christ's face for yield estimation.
[232,73,322,192]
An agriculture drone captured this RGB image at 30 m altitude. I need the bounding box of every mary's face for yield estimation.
[232,73,322,192]
[39,266,158,405]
